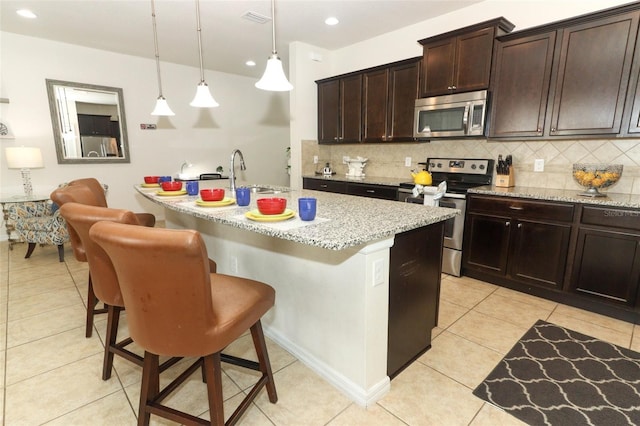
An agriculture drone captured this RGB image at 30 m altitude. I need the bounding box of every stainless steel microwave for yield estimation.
[413,90,488,138]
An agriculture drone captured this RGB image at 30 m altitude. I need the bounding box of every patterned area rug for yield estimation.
[473,320,640,425]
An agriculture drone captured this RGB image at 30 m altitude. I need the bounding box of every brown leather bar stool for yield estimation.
[90,222,278,426]
[59,202,182,380]
[50,178,157,337]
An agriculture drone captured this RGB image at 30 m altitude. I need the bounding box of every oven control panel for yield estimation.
[427,158,491,175]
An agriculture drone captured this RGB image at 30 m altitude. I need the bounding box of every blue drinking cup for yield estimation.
[186,180,199,195]
[236,187,251,206]
[298,197,317,221]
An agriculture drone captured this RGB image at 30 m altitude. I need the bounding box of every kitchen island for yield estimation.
[135,185,458,405]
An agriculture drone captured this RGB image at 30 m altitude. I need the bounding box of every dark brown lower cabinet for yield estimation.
[388,222,443,378]
[463,195,573,290]
[571,229,640,305]
[463,195,640,323]
[509,219,572,289]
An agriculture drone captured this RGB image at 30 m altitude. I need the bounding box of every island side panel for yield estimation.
[388,222,444,378]
[165,209,393,406]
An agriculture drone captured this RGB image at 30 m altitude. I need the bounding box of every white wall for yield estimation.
[0,32,290,236]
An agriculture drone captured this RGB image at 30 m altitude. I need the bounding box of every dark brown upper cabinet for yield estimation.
[549,11,639,136]
[363,58,421,142]
[490,6,640,139]
[489,31,557,138]
[418,18,514,98]
[318,57,420,144]
[317,74,362,143]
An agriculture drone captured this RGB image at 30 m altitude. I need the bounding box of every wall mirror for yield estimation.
[46,79,130,164]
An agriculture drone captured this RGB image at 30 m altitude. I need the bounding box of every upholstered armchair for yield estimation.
[7,200,70,262]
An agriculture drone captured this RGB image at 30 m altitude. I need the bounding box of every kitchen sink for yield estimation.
[247,185,289,194]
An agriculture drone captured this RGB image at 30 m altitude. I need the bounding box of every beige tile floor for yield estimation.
[2,241,640,425]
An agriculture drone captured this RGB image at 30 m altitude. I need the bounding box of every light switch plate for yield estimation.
[534,159,545,172]
[313,155,318,164]
[405,157,412,167]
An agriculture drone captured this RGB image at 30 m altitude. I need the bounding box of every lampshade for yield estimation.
[190,82,219,107]
[256,54,294,91]
[150,0,174,116]
[255,0,293,92]
[6,147,44,169]
[190,0,219,108]
[6,146,44,197]
[151,96,175,116]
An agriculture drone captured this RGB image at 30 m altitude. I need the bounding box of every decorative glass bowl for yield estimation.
[572,163,623,197]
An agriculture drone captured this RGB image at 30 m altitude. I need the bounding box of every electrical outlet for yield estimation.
[342,156,349,164]
[373,259,385,287]
[313,155,318,164]
[229,256,238,274]
[405,157,412,167]
[534,159,545,172]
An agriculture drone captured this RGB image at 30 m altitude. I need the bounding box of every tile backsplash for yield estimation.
[301,138,640,195]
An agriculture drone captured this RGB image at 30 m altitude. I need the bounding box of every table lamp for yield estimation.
[5,146,44,197]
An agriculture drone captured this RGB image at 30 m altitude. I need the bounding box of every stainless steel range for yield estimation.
[398,158,494,276]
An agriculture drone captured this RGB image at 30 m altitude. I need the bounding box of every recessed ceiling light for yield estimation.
[246,60,256,67]
[325,17,339,26]
[16,9,37,19]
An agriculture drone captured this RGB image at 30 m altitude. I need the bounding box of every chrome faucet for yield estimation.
[229,149,246,195]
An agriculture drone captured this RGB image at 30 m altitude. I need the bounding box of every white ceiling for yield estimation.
[1,0,483,78]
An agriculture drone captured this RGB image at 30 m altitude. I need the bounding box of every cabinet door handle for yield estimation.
[505,221,510,227]
[509,205,524,210]
[452,85,457,90]
[320,184,328,188]
[447,86,453,90]
[366,189,375,193]
[517,223,522,229]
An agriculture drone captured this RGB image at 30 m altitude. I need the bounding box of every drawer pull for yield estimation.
[509,205,524,211]
[366,190,375,193]
[320,184,328,188]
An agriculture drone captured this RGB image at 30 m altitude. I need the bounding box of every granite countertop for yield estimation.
[303,174,410,187]
[135,184,458,251]
[470,186,640,209]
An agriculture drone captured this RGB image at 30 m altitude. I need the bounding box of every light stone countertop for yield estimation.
[136,185,458,250]
[469,186,640,209]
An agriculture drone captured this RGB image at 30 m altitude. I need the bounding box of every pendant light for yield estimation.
[190,0,219,107]
[255,0,293,91]
[150,0,174,116]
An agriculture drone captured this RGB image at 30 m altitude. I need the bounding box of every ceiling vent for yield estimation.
[242,11,271,24]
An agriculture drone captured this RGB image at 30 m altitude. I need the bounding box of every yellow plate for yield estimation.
[156,189,187,196]
[195,198,236,207]
[141,183,160,188]
[245,209,295,222]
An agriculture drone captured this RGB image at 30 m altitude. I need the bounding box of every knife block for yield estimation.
[495,168,515,187]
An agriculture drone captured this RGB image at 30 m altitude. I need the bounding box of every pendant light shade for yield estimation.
[255,0,293,92]
[190,0,219,107]
[256,54,293,91]
[151,97,175,116]
[190,82,219,107]
[150,0,174,116]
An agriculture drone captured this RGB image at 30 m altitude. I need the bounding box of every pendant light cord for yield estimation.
[270,0,277,55]
[195,0,206,83]
[151,0,164,97]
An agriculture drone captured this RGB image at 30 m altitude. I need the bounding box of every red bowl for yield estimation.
[161,181,182,191]
[257,197,287,215]
[144,176,160,184]
[200,188,225,201]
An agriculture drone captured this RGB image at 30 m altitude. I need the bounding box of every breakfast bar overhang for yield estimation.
[135,185,458,406]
